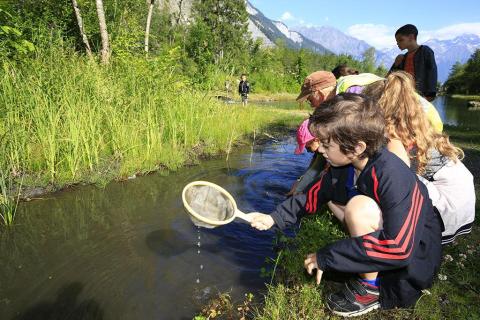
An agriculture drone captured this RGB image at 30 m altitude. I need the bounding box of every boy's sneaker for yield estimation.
[326,278,380,317]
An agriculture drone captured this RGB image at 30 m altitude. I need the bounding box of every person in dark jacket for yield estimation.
[238,74,250,106]
[249,94,442,317]
[389,24,438,101]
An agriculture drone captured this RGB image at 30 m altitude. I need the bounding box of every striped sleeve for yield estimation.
[316,168,430,274]
[270,169,333,230]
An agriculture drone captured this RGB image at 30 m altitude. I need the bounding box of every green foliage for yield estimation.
[0,9,35,60]
[189,0,249,66]
[361,47,377,73]
[445,49,480,94]
[0,46,301,189]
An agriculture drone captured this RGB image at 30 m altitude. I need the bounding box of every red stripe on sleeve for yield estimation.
[365,193,424,259]
[371,167,380,203]
[362,184,419,246]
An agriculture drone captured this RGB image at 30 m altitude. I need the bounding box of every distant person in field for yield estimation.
[238,74,250,106]
[389,24,438,101]
[332,64,359,79]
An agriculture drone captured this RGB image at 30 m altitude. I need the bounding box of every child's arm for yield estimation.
[251,169,334,230]
[388,54,405,73]
[294,154,327,194]
[423,47,438,100]
[315,172,431,274]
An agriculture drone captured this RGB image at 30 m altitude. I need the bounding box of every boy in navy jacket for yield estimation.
[389,24,438,101]
[250,94,442,317]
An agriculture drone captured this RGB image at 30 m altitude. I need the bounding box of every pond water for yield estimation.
[0,137,311,320]
[432,96,480,129]
[1,96,476,320]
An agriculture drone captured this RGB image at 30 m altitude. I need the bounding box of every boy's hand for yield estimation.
[304,253,323,285]
[393,54,405,66]
[249,213,275,231]
[286,180,299,196]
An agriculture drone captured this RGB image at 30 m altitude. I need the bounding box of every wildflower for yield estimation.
[467,249,474,255]
[444,254,453,262]
[459,253,467,261]
[438,274,447,281]
[456,261,465,269]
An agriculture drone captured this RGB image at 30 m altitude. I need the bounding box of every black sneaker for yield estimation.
[326,278,380,317]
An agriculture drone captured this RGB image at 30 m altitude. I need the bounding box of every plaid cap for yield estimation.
[296,71,337,102]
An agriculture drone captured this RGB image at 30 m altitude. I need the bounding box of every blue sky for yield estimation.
[249,0,480,49]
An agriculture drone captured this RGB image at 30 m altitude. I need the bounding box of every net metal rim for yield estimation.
[182,181,238,226]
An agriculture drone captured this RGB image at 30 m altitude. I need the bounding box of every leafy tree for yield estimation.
[361,47,376,73]
[188,0,249,66]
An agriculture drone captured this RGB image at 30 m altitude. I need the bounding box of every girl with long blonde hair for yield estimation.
[364,71,475,244]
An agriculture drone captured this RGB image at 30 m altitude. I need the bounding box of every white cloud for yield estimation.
[280,11,295,21]
[325,17,330,22]
[419,22,480,42]
[347,22,480,50]
[347,24,395,49]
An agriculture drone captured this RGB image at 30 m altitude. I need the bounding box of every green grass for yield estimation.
[0,48,306,210]
[0,168,21,226]
[450,94,480,101]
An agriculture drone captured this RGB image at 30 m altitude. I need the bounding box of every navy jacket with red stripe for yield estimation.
[270,148,442,309]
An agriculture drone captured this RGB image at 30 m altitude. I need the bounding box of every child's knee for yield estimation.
[344,196,383,231]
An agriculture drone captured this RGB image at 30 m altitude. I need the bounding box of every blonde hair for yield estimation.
[363,71,463,174]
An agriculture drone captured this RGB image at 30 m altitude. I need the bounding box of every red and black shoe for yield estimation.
[326,278,380,317]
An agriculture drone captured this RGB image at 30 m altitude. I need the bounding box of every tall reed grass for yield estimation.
[0,47,301,190]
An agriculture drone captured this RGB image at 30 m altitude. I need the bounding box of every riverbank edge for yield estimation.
[11,111,305,202]
[210,92,298,103]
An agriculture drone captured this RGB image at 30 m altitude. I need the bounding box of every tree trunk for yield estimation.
[95,0,110,64]
[144,0,155,53]
[71,0,93,58]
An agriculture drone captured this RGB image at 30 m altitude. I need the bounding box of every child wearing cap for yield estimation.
[250,94,442,317]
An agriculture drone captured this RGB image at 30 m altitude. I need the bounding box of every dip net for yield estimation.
[183,182,236,228]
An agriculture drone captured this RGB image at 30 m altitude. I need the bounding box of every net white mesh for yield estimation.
[183,184,235,228]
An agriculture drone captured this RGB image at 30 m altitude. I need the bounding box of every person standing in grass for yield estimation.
[249,94,442,317]
[389,24,438,101]
[238,74,250,106]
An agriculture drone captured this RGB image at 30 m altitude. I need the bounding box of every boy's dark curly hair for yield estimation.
[309,93,386,159]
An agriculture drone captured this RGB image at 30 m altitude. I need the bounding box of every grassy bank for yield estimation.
[450,94,480,101]
[0,49,306,213]
[195,125,480,320]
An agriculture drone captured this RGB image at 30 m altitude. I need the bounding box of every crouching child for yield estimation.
[250,93,442,317]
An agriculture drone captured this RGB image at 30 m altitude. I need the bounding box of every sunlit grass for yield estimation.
[0,48,304,195]
[0,168,22,227]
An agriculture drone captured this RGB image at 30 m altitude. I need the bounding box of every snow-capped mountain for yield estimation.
[376,34,480,82]
[247,2,331,54]
[292,25,373,60]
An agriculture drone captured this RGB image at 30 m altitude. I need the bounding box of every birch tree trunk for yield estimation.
[144,0,155,53]
[95,0,110,64]
[71,0,93,57]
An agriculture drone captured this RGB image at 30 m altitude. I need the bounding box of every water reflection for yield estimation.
[433,96,480,129]
[0,137,311,319]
